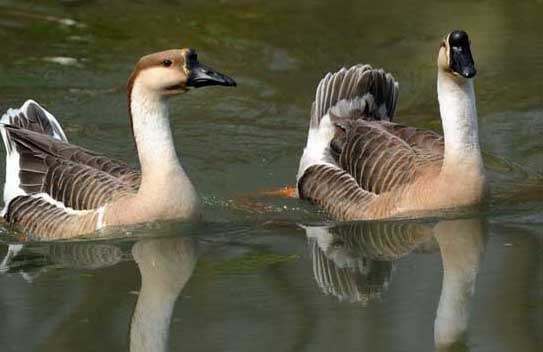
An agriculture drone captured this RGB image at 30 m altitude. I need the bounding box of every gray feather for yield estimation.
[310,64,399,130]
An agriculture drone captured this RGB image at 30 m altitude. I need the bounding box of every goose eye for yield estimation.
[162,59,173,67]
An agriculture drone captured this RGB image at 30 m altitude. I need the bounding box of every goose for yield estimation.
[296,30,486,220]
[0,48,236,239]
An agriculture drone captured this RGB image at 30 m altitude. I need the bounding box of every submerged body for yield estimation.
[297,30,486,220]
[1,48,235,239]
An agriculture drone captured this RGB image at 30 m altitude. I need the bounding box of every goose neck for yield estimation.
[437,72,482,171]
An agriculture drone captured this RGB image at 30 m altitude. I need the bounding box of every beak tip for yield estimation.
[462,68,477,78]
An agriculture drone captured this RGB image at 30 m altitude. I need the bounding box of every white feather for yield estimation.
[297,113,337,180]
[1,100,69,215]
[30,192,89,216]
[0,127,24,215]
[96,206,106,230]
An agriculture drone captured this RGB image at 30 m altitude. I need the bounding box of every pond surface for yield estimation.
[0,0,541,351]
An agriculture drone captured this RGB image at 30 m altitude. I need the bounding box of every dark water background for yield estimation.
[0,0,541,351]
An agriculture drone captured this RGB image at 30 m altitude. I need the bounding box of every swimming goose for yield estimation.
[0,48,236,239]
[297,30,486,220]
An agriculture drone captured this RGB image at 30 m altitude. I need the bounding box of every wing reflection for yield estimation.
[304,221,434,304]
[303,218,486,351]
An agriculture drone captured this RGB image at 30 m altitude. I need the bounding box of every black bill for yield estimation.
[448,30,476,79]
[186,50,236,88]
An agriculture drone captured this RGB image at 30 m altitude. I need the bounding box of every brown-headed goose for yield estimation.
[0,48,236,238]
[297,30,485,220]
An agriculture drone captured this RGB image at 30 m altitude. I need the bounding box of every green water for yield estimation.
[0,0,541,351]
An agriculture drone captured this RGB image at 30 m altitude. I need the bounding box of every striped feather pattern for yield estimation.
[6,127,140,183]
[311,64,399,129]
[48,243,122,269]
[378,122,445,159]
[329,221,434,260]
[41,158,135,210]
[6,126,139,210]
[310,239,392,304]
[298,164,376,220]
[4,195,99,239]
[334,120,418,194]
[307,221,434,303]
[298,63,452,220]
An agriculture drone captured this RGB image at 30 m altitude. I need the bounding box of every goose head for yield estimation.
[438,30,476,79]
[128,48,236,98]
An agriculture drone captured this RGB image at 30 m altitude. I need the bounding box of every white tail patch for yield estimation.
[297,64,400,185]
[297,113,338,180]
[0,128,24,214]
[1,100,68,214]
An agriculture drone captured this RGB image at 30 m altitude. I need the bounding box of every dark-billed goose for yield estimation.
[0,48,236,238]
[297,30,486,220]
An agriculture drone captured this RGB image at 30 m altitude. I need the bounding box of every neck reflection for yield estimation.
[130,236,197,352]
[303,217,486,350]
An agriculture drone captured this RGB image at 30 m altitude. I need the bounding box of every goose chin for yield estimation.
[162,84,187,96]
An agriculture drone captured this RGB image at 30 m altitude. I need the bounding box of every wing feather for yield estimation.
[4,195,99,239]
[298,164,377,220]
[4,126,139,211]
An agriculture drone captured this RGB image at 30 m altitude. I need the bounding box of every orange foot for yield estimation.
[255,186,298,199]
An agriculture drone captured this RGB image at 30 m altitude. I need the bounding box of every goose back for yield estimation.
[298,65,446,220]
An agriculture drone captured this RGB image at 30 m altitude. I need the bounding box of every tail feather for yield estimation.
[298,64,400,181]
[1,100,67,214]
[1,100,67,142]
[310,64,399,129]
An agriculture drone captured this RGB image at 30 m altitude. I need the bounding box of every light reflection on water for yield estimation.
[0,0,541,351]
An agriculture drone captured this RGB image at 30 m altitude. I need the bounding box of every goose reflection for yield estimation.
[130,236,196,352]
[0,234,196,352]
[303,217,486,350]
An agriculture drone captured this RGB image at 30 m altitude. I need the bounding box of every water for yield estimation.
[0,0,541,351]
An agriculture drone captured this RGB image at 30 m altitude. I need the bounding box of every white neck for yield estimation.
[130,83,182,179]
[437,72,483,171]
[129,83,197,208]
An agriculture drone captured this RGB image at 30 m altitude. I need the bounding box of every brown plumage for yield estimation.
[297,30,485,220]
